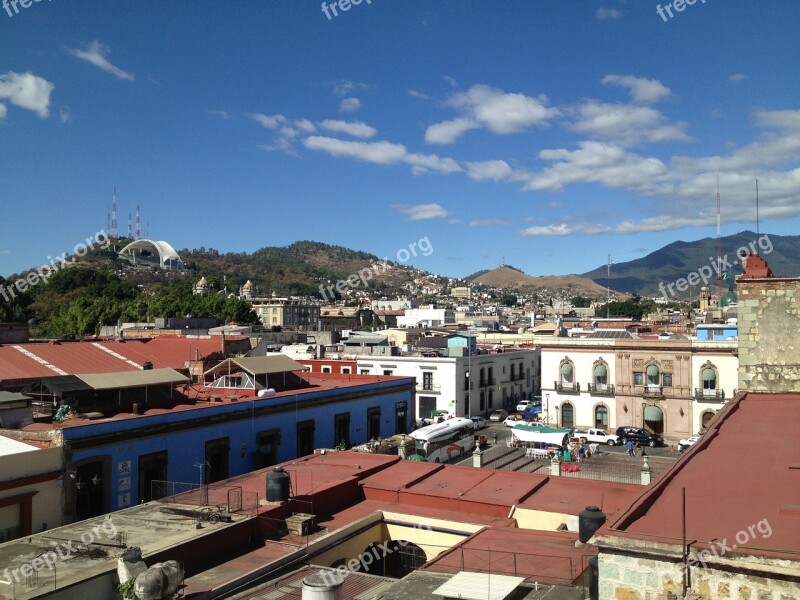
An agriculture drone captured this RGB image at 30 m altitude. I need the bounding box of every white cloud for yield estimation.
[59,108,72,124]
[405,153,462,175]
[443,76,458,88]
[425,118,479,144]
[68,41,134,80]
[753,108,800,132]
[601,74,671,104]
[527,141,670,192]
[568,100,691,146]
[728,73,748,83]
[465,160,514,182]
[408,90,431,100]
[333,79,370,97]
[209,110,231,120]
[448,84,561,135]
[304,136,407,164]
[294,118,317,133]
[520,224,575,237]
[392,203,449,220]
[249,113,288,129]
[596,7,623,20]
[319,119,377,139]
[469,219,511,227]
[0,103,6,120]
[339,97,361,113]
[0,71,54,118]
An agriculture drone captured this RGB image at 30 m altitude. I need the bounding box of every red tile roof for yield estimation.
[606,392,800,561]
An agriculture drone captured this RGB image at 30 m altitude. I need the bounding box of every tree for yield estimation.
[571,295,591,308]
[500,294,518,307]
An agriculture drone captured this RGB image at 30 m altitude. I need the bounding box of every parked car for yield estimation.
[615,426,664,447]
[489,409,508,422]
[421,409,452,425]
[678,435,700,451]
[573,428,620,446]
[503,414,529,427]
[470,416,487,430]
[516,399,531,412]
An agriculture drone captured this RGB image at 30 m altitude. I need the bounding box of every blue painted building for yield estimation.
[14,361,414,522]
[695,324,738,341]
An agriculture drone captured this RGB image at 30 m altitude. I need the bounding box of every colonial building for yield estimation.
[540,335,738,439]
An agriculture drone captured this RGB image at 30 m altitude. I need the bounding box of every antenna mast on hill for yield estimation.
[716,174,723,280]
[606,254,612,318]
[128,213,132,238]
[111,186,118,238]
[135,205,141,239]
[755,179,760,238]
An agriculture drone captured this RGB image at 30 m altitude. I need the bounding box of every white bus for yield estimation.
[410,417,475,463]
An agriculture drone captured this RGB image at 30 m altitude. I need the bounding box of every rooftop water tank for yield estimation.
[266,466,290,502]
[258,388,276,398]
[578,506,606,543]
[301,572,343,600]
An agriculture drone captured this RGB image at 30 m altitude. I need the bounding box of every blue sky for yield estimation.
[1,0,798,279]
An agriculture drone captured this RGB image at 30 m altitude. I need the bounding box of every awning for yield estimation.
[560,363,573,376]
[644,406,663,421]
[702,368,716,381]
[594,364,607,377]
[646,365,660,377]
[29,375,93,395]
[77,368,188,390]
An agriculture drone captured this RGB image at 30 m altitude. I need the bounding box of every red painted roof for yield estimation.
[423,527,593,586]
[0,338,231,382]
[607,393,800,561]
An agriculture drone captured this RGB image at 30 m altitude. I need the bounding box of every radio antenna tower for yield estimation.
[135,205,141,239]
[128,213,133,238]
[716,174,723,280]
[606,254,613,318]
[111,186,118,238]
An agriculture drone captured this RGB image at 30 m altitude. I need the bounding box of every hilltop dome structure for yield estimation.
[119,239,185,269]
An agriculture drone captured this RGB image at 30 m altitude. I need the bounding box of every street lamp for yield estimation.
[467,341,472,419]
[546,393,550,425]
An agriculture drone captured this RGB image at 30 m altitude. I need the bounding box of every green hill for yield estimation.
[581,231,799,295]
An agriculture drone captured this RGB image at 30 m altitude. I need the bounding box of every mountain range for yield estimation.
[580,230,799,296]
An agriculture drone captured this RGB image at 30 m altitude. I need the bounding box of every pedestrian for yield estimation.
[626,439,634,456]
[492,432,498,445]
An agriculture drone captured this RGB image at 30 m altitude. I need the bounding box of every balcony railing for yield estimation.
[642,385,664,399]
[587,383,616,396]
[694,388,726,401]
[416,383,441,393]
[554,381,581,394]
[480,378,496,387]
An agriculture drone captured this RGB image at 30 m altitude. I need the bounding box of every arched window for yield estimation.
[646,365,660,387]
[702,367,717,394]
[594,363,608,390]
[561,403,574,428]
[561,362,574,384]
[595,405,608,428]
[701,410,715,429]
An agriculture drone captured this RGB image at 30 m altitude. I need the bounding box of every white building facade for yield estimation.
[356,349,540,423]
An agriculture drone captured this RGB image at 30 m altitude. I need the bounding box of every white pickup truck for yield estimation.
[573,428,620,446]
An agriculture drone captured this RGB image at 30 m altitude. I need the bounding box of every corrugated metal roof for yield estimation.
[29,375,93,394]
[432,571,525,600]
[231,355,304,375]
[77,368,188,390]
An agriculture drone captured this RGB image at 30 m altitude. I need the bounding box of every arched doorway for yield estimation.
[594,405,609,429]
[560,403,574,428]
[642,405,664,435]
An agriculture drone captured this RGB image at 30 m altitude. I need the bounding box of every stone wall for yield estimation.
[737,278,800,393]
[599,551,800,600]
